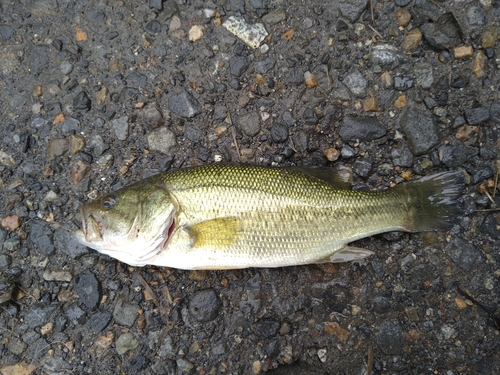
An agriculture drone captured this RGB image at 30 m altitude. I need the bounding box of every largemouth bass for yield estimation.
[72,164,464,269]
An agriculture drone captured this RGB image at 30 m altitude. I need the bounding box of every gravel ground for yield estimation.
[1,0,500,374]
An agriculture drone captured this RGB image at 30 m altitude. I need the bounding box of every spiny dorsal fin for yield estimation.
[188,217,242,248]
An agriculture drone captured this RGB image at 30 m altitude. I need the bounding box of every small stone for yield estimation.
[42,269,72,282]
[188,25,204,42]
[169,91,202,118]
[113,298,139,327]
[147,127,178,155]
[238,112,261,137]
[338,116,386,143]
[324,148,340,162]
[110,116,129,141]
[420,13,462,50]
[353,159,372,177]
[60,60,73,75]
[394,94,407,108]
[223,16,268,49]
[70,135,86,154]
[455,125,476,142]
[395,9,411,27]
[229,56,249,77]
[32,85,43,97]
[255,58,276,74]
[48,138,69,160]
[95,85,109,105]
[465,107,490,125]
[472,51,486,78]
[446,238,484,271]
[29,220,55,255]
[304,71,318,88]
[252,360,262,374]
[115,333,139,355]
[74,270,102,310]
[343,70,367,97]
[189,289,220,322]
[262,9,287,24]
[184,124,203,143]
[73,91,91,111]
[144,104,164,126]
[363,97,379,112]
[338,0,369,22]
[85,310,113,331]
[0,150,16,166]
[96,153,114,169]
[481,28,498,48]
[0,363,36,375]
[400,105,440,156]
[394,76,413,91]
[453,46,473,59]
[75,27,87,41]
[455,297,467,309]
[40,322,54,335]
[370,44,406,69]
[53,113,65,125]
[270,123,289,143]
[176,358,194,373]
[438,145,478,168]
[96,331,114,349]
[71,160,90,184]
[44,190,58,201]
[2,215,21,231]
[414,63,433,89]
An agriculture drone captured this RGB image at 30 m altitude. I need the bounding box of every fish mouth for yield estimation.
[81,206,104,243]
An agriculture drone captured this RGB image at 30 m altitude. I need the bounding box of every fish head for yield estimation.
[72,181,177,266]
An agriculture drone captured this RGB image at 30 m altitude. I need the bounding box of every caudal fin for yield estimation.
[398,171,465,232]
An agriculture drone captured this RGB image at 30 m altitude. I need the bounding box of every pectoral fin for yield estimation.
[316,246,375,263]
[188,217,242,248]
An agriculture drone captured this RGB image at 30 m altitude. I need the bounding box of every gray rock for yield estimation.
[60,60,73,75]
[74,270,101,310]
[377,321,404,355]
[214,104,227,121]
[414,63,433,89]
[472,166,494,184]
[341,145,356,158]
[23,302,58,328]
[85,310,113,331]
[147,127,178,155]
[116,332,139,355]
[184,123,203,143]
[0,254,12,268]
[394,76,414,91]
[29,220,55,255]
[189,289,220,322]
[338,0,368,22]
[31,45,50,77]
[48,138,69,160]
[255,58,276,74]
[446,238,484,271]
[420,13,462,51]
[254,320,280,338]
[465,3,486,34]
[262,9,286,24]
[73,91,91,111]
[7,337,27,355]
[343,71,367,97]
[400,106,440,156]
[370,44,406,69]
[391,146,413,167]
[438,145,478,167]
[149,0,163,11]
[338,116,386,143]
[3,238,20,252]
[353,158,372,178]
[41,356,71,375]
[157,335,176,357]
[128,354,151,372]
[114,298,139,327]
[0,24,13,41]
[176,358,194,373]
[61,116,80,133]
[169,91,202,118]
[90,134,109,156]
[67,303,86,325]
[54,229,89,259]
[229,56,249,77]
[465,107,490,125]
[238,112,261,137]
[293,131,309,153]
[270,123,289,143]
[282,111,296,127]
[480,214,500,239]
[110,116,129,141]
[490,102,500,123]
[127,71,148,87]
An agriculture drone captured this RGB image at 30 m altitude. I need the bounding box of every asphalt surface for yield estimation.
[0,0,499,374]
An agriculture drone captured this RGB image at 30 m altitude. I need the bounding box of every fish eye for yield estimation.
[102,194,118,210]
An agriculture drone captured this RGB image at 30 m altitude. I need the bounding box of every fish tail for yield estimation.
[397,171,465,232]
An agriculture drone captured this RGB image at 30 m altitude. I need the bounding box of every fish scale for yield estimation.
[73,164,465,269]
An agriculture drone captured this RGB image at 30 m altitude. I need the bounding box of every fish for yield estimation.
[72,164,465,270]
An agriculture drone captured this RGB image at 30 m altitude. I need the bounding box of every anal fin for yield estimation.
[316,246,375,263]
[188,217,241,248]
